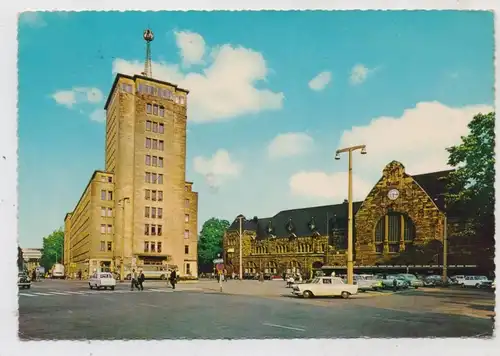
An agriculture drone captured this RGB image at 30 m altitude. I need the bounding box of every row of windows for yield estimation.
[145,155,164,167]
[252,244,325,254]
[137,84,186,105]
[145,138,165,151]
[100,224,113,234]
[100,176,113,183]
[144,240,162,253]
[374,214,415,254]
[121,83,133,93]
[145,172,164,184]
[146,120,165,133]
[145,189,163,201]
[145,224,163,236]
[100,207,113,217]
[145,207,163,219]
[100,190,113,201]
[146,103,165,117]
[100,241,113,252]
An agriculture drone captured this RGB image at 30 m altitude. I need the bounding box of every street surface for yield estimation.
[18,279,495,340]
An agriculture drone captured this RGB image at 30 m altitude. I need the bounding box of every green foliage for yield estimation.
[17,246,24,271]
[40,228,64,270]
[197,218,230,268]
[445,111,495,246]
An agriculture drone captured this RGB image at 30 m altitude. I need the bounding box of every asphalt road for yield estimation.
[18,280,494,340]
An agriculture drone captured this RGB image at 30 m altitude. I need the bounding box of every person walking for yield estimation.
[169,269,177,290]
[130,269,139,291]
[137,270,145,291]
[393,277,398,292]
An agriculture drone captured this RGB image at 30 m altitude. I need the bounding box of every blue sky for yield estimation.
[18,11,494,248]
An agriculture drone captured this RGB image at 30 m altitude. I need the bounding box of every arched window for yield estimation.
[374,213,415,253]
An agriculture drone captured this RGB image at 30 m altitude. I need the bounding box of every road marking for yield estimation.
[149,289,172,293]
[64,291,88,295]
[262,323,305,332]
[33,292,53,296]
[139,303,161,308]
[47,292,71,296]
[19,293,36,297]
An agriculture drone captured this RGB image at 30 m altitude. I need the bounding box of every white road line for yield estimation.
[139,303,160,308]
[262,323,305,332]
[64,291,88,295]
[33,292,53,296]
[46,292,70,296]
[19,293,36,297]
[149,289,172,292]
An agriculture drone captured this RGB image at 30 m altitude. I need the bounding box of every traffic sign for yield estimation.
[213,258,224,264]
[216,263,224,271]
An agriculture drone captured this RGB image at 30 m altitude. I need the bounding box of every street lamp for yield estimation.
[118,197,130,282]
[236,214,245,280]
[334,144,367,285]
[434,194,448,285]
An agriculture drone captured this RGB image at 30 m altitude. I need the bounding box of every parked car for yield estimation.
[378,275,408,289]
[451,275,466,285]
[352,275,382,291]
[292,276,358,299]
[17,272,31,289]
[89,272,116,290]
[462,275,493,288]
[396,274,423,288]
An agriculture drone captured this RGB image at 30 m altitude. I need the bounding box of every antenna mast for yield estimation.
[143,29,154,77]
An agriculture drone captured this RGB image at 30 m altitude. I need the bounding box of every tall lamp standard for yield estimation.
[236,214,245,280]
[434,194,448,285]
[118,197,130,282]
[335,144,367,285]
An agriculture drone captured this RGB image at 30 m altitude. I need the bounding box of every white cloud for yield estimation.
[175,30,206,66]
[193,149,242,188]
[19,12,46,28]
[349,64,375,85]
[112,31,284,123]
[268,132,314,159]
[308,71,332,91]
[51,87,103,108]
[289,171,372,202]
[89,109,106,123]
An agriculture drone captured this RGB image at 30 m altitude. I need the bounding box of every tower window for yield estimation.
[153,104,158,116]
[146,103,152,113]
[159,107,165,117]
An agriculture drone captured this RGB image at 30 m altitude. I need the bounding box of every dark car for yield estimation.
[18,272,31,289]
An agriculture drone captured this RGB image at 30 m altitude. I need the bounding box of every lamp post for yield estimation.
[237,215,244,280]
[335,144,367,285]
[119,197,130,282]
[434,195,448,285]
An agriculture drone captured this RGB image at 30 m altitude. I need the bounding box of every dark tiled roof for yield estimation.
[227,168,456,240]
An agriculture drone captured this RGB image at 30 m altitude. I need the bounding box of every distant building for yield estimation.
[22,248,42,271]
[223,161,494,277]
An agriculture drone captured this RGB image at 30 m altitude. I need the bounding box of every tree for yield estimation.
[197,218,230,272]
[40,228,64,270]
[445,112,495,255]
[17,246,24,271]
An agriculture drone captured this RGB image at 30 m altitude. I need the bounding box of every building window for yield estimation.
[184,245,189,254]
[158,157,163,168]
[186,263,191,275]
[157,208,163,219]
[158,191,163,201]
[101,190,106,200]
[101,207,106,217]
[150,242,156,252]
[185,214,189,223]
[108,176,112,183]
[153,122,158,133]
[145,172,151,183]
[184,230,189,239]
[159,140,164,151]
[185,199,189,207]
[108,191,113,200]
[145,155,151,166]
[152,139,158,150]
[107,208,112,217]
[152,156,157,167]
[159,107,164,117]
[146,138,151,148]
[146,121,152,131]
[145,189,150,200]
[157,242,162,253]
[152,190,157,201]
[145,207,150,218]
[144,241,149,253]
[159,123,164,133]
[157,225,162,236]
[373,213,415,253]
[151,207,157,219]
[100,224,106,234]
[107,225,112,234]
[147,103,152,113]
[153,104,158,116]
[100,241,105,251]
[152,173,157,184]
[158,174,163,184]
[107,242,112,252]
[145,224,150,235]
[151,225,156,236]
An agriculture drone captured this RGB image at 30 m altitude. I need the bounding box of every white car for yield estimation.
[89,272,116,290]
[379,275,408,288]
[462,275,492,288]
[292,276,358,299]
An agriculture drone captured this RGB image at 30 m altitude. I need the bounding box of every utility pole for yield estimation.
[238,215,243,280]
[443,203,448,285]
[325,212,329,266]
[119,197,130,282]
[335,144,367,285]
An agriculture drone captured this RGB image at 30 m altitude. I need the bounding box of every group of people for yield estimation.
[129,268,179,291]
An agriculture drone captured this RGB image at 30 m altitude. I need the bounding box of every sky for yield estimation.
[17,11,494,248]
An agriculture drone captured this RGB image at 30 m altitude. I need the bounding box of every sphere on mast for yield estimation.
[143,29,154,42]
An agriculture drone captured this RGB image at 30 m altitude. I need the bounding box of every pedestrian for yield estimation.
[137,269,145,291]
[78,269,82,280]
[169,269,177,290]
[31,270,36,283]
[393,278,398,292]
[232,271,236,280]
[130,269,139,291]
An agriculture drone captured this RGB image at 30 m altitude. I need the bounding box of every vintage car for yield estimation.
[378,274,409,289]
[292,276,358,299]
[396,274,424,288]
[89,272,117,290]
[17,272,31,289]
[350,275,383,291]
[462,275,493,288]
